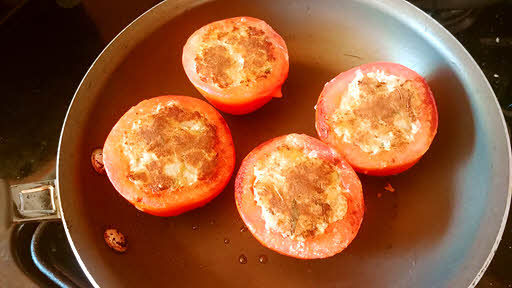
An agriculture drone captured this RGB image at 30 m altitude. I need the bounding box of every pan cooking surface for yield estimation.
[57,0,510,287]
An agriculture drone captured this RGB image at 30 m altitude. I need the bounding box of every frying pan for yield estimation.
[8,0,511,287]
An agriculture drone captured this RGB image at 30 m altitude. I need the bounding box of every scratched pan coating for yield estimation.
[56,0,511,287]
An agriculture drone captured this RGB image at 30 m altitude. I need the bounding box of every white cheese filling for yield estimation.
[334,70,422,154]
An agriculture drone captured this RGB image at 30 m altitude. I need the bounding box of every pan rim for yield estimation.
[56,1,179,287]
[55,0,512,287]
[364,0,512,286]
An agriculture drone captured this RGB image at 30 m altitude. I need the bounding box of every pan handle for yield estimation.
[9,179,61,223]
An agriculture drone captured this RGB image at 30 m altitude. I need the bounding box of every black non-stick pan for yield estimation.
[8,0,511,287]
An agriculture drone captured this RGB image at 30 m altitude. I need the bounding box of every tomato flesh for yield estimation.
[235,134,364,259]
[316,62,438,176]
[103,96,235,216]
[182,16,289,115]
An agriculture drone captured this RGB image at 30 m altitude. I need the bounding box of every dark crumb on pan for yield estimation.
[104,228,127,253]
[91,148,106,175]
[384,183,395,192]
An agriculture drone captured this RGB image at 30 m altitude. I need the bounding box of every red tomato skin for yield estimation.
[235,134,364,259]
[193,84,283,115]
[103,96,235,217]
[316,62,438,176]
[182,16,289,115]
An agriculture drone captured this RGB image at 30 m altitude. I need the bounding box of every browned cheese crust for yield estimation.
[252,142,348,241]
[195,22,276,89]
[122,105,218,194]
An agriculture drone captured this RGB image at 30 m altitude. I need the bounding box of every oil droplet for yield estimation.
[239,254,247,264]
[224,238,230,244]
[240,226,247,232]
[258,255,268,264]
